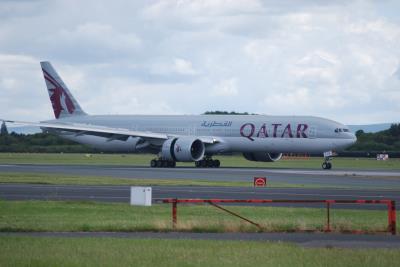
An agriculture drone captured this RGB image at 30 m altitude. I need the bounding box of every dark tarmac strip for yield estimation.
[1,184,400,209]
[1,232,400,249]
[1,164,400,188]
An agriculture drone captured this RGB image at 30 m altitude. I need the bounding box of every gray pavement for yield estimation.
[1,164,400,188]
[1,183,399,209]
[1,164,400,247]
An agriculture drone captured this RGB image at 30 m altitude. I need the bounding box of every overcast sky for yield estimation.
[1,0,399,124]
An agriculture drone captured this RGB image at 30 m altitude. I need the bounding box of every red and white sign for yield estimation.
[254,177,267,187]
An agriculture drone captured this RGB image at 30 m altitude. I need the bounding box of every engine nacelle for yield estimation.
[243,152,283,162]
[161,137,205,162]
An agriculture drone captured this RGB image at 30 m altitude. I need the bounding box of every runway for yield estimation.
[1,184,399,210]
[1,164,400,188]
[1,165,400,247]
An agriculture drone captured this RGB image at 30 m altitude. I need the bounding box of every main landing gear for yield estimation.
[150,159,176,168]
[322,151,333,170]
[149,157,221,168]
[195,157,220,168]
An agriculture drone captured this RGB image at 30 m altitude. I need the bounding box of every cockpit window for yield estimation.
[335,128,350,133]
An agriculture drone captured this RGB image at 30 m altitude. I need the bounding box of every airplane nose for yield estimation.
[349,133,357,145]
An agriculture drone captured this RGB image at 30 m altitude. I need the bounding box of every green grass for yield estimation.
[0,237,398,267]
[0,172,248,187]
[0,172,311,188]
[0,200,397,233]
[1,237,400,267]
[0,153,400,170]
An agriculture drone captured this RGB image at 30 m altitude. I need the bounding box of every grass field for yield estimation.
[0,200,396,233]
[0,172,327,188]
[0,153,400,170]
[1,153,398,265]
[0,172,251,187]
[1,236,399,267]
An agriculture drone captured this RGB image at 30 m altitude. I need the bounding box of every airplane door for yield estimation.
[189,125,195,136]
[309,126,317,139]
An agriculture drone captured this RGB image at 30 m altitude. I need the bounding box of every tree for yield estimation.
[388,123,400,137]
[0,121,8,136]
[355,129,364,138]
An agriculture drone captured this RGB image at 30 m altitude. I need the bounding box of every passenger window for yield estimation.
[334,128,339,133]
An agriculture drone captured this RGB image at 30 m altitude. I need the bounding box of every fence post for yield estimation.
[325,201,331,232]
[172,199,177,230]
[388,201,396,235]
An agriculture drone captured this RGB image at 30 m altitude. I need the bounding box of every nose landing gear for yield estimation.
[322,161,332,170]
[322,151,334,170]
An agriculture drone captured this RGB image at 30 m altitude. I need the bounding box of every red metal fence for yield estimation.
[160,198,397,235]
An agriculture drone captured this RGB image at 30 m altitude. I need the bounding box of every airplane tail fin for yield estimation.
[40,61,87,119]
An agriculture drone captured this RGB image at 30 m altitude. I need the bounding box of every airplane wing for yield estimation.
[2,120,219,144]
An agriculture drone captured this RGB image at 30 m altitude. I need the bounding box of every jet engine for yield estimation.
[243,152,283,162]
[161,137,205,162]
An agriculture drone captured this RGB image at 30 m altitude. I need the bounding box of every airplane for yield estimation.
[3,61,357,169]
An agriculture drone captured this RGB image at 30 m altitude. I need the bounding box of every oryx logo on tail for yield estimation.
[43,69,75,118]
[40,61,86,119]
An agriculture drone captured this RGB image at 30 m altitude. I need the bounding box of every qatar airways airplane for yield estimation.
[4,62,356,169]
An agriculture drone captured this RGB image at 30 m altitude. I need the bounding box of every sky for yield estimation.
[0,0,399,124]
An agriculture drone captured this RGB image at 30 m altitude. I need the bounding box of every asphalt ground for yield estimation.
[1,184,399,210]
[0,164,400,188]
[1,164,399,247]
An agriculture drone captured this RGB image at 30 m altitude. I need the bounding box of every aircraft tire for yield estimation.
[195,159,220,168]
[168,161,176,168]
[150,160,157,168]
[322,162,332,170]
[213,160,220,168]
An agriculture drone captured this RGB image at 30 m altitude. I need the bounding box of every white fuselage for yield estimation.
[46,114,357,155]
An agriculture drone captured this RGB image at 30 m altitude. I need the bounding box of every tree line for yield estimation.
[0,125,95,153]
[346,123,400,152]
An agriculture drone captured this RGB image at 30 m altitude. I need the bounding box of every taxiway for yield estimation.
[0,164,399,188]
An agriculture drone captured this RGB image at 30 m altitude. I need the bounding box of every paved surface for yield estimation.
[1,184,399,209]
[1,232,400,249]
[1,164,400,188]
[1,164,399,247]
